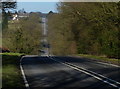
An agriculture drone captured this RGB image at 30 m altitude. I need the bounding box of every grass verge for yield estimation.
[1,52,25,89]
[76,54,120,66]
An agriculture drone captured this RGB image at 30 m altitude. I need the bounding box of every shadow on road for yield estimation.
[21,56,119,89]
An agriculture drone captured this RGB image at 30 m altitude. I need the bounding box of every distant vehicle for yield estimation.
[39,50,45,53]
[42,43,50,48]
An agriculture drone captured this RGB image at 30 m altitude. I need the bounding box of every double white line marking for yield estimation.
[49,57,120,89]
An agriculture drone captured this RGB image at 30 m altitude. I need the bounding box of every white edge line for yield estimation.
[49,57,120,88]
[97,61,120,68]
[66,62,120,85]
[20,56,30,89]
[75,56,120,68]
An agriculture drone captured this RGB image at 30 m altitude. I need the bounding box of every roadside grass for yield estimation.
[76,54,120,66]
[1,52,25,89]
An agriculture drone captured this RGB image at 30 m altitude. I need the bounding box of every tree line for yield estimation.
[3,13,42,54]
[48,2,120,58]
[2,1,43,54]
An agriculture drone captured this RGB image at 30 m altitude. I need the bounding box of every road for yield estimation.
[21,55,120,89]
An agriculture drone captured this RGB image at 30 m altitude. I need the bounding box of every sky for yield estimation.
[17,2,58,13]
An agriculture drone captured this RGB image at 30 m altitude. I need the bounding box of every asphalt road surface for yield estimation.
[21,55,120,89]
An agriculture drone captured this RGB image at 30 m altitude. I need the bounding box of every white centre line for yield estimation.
[49,57,120,89]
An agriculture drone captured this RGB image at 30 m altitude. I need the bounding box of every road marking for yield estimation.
[69,56,120,68]
[20,56,30,89]
[65,62,120,84]
[49,57,120,89]
[96,61,120,68]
